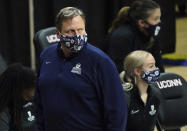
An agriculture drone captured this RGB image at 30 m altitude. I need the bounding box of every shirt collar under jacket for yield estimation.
[56,42,86,60]
[130,85,151,105]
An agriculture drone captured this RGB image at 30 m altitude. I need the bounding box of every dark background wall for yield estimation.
[0,0,30,66]
[34,0,125,47]
[0,0,176,67]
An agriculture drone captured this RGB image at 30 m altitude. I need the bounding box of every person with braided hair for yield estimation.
[0,63,36,131]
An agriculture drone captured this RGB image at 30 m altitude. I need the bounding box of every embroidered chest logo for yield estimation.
[45,61,51,64]
[149,105,156,116]
[27,111,35,121]
[130,109,139,114]
[23,102,32,108]
[71,63,82,75]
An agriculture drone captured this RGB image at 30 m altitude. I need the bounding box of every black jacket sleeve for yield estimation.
[0,108,10,131]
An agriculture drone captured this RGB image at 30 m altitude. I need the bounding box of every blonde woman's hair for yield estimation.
[120,50,151,91]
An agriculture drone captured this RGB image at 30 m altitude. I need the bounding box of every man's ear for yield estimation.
[56,29,60,39]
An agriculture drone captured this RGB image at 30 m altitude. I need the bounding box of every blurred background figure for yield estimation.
[101,0,164,73]
[0,63,36,131]
[176,0,186,17]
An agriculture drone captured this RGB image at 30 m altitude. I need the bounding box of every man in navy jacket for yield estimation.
[34,7,127,131]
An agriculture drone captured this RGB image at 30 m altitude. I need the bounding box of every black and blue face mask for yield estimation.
[141,67,160,84]
[145,21,161,37]
[59,32,88,52]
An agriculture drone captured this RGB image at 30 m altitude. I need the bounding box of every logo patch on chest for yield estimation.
[71,63,82,75]
[149,105,156,116]
[27,111,35,121]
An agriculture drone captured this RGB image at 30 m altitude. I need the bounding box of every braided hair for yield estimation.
[0,63,36,131]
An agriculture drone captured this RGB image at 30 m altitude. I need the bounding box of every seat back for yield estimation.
[33,27,60,70]
[152,72,187,130]
[0,54,7,75]
[33,27,60,58]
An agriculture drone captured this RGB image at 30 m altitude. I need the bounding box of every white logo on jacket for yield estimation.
[131,109,140,114]
[45,61,51,64]
[23,102,33,108]
[149,105,156,116]
[27,111,35,121]
[71,63,81,75]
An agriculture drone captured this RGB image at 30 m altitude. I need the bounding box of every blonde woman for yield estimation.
[120,50,161,131]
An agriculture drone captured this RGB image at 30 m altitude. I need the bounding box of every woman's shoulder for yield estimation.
[112,24,135,37]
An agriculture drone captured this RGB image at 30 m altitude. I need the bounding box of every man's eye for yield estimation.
[67,30,74,33]
[78,29,83,32]
[155,17,160,22]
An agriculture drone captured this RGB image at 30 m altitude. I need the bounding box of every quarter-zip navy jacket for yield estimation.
[35,43,127,131]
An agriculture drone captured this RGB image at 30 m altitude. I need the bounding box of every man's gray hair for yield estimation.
[55,7,86,31]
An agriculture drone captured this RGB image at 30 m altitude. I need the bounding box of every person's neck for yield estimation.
[136,78,149,104]
[136,79,148,95]
[60,45,73,57]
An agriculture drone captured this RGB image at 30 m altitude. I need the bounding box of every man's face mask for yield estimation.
[59,32,88,52]
[145,21,161,37]
[141,67,160,84]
